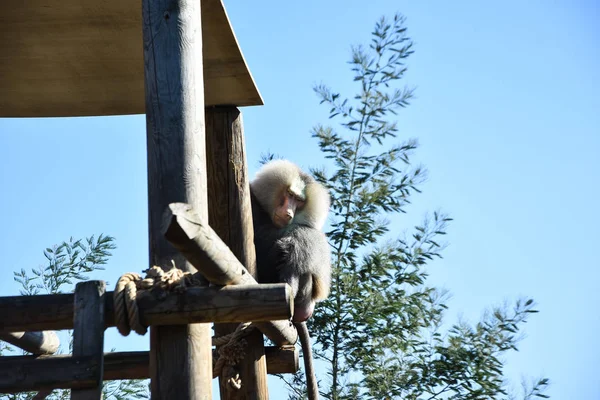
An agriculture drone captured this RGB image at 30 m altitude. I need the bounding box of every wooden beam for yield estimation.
[137,284,291,326]
[143,0,211,395]
[0,348,298,393]
[0,331,59,355]
[0,284,292,333]
[0,354,99,394]
[138,283,291,326]
[163,202,299,346]
[0,352,151,393]
[0,293,73,332]
[206,106,269,399]
[71,281,106,400]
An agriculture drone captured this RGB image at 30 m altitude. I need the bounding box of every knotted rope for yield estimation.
[113,264,200,336]
[113,264,254,392]
[212,322,255,390]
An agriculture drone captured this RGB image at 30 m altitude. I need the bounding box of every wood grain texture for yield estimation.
[163,202,299,346]
[206,107,268,399]
[205,108,257,279]
[0,285,291,332]
[143,0,211,396]
[71,281,106,400]
[0,331,60,355]
[137,284,292,325]
[0,347,297,393]
[0,0,262,117]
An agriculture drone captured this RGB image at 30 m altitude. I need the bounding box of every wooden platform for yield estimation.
[0,0,263,117]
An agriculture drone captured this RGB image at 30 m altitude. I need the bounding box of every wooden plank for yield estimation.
[0,0,262,117]
[163,203,299,346]
[0,355,99,394]
[0,331,59,355]
[0,293,74,332]
[0,348,298,393]
[136,284,291,326]
[206,106,269,399]
[0,352,150,393]
[71,281,106,400]
[0,284,292,333]
[143,0,211,397]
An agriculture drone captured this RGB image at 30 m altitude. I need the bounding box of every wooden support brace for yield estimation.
[71,281,105,400]
[0,331,59,355]
[0,284,292,333]
[0,347,298,394]
[162,202,299,346]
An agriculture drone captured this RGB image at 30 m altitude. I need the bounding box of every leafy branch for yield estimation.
[282,12,549,400]
[2,235,150,400]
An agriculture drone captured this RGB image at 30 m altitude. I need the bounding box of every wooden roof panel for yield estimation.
[0,0,262,117]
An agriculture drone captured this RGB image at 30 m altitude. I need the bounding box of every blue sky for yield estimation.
[0,0,598,398]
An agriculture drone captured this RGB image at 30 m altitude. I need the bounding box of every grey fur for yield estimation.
[250,160,331,317]
[249,159,331,400]
[252,196,331,314]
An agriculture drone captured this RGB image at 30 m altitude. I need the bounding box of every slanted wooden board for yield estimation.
[0,0,262,117]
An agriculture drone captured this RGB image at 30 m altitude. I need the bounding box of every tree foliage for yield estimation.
[283,13,549,400]
[1,235,149,400]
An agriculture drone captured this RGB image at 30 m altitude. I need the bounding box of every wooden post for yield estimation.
[71,281,106,400]
[206,106,269,399]
[142,0,211,396]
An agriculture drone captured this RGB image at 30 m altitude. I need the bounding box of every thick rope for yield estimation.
[114,272,143,336]
[212,321,255,391]
[114,264,254,391]
[113,264,199,336]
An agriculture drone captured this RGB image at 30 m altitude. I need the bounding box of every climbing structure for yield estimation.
[0,0,298,399]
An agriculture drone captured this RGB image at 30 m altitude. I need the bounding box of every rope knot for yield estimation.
[212,321,255,391]
[114,264,254,392]
[113,263,197,336]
